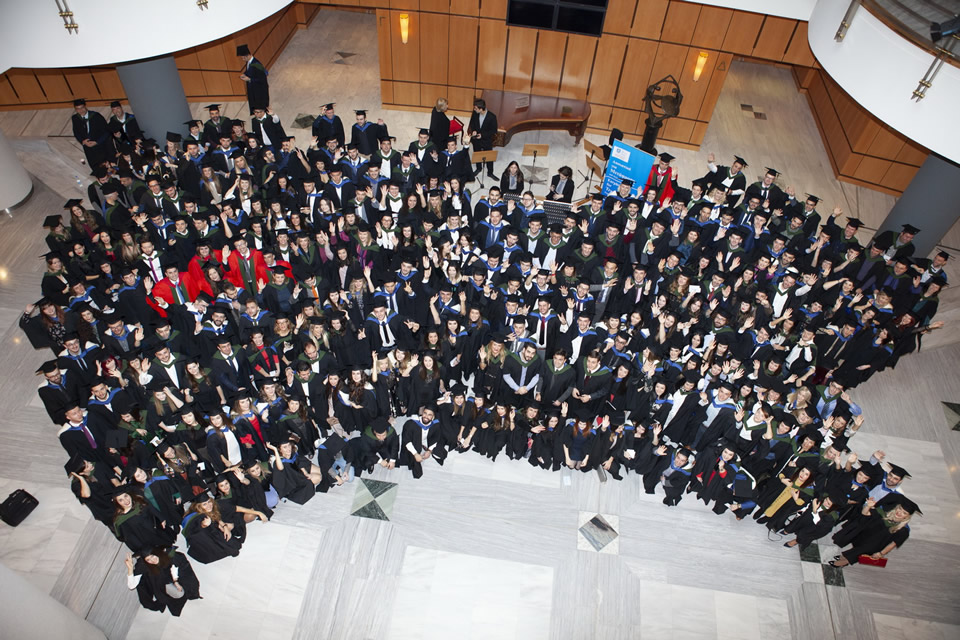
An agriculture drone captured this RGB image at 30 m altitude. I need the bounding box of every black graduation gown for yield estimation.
[832,501,910,564]
[70,464,118,525]
[243,57,270,110]
[181,512,242,564]
[399,418,446,478]
[113,504,177,551]
[271,454,315,505]
[529,424,560,470]
[784,504,840,548]
[133,552,201,616]
[142,473,184,532]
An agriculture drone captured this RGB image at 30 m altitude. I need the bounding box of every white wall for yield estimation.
[682,0,815,21]
[807,0,960,164]
[0,562,106,640]
[0,0,293,74]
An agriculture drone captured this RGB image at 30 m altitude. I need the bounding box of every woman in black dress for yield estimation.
[124,547,201,616]
[111,488,177,552]
[182,359,226,415]
[181,495,243,564]
[830,494,920,567]
[529,411,561,470]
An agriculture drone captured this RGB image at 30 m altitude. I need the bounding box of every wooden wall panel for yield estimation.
[881,163,919,192]
[476,19,506,89]
[897,143,927,166]
[648,42,687,89]
[503,27,537,93]
[752,16,795,61]
[631,0,668,40]
[661,116,694,143]
[34,71,73,104]
[393,81,421,105]
[587,35,627,105]
[604,0,638,36]
[63,70,99,101]
[450,0,480,17]
[610,107,641,134]
[559,34,597,100]
[196,43,229,71]
[381,80,395,105]
[420,0,448,12]
[90,69,125,100]
[480,0,507,19]
[390,9,420,83]
[532,30,566,97]
[588,104,613,129]
[448,16,478,87]
[198,71,232,96]
[721,11,764,55]
[420,12,450,85]
[421,83,445,107]
[690,120,708,146]
[660,1,700,45]
[853,156,893,184]
[868,127,906,159]
[614,38,657,108]
[7,71,45,103]
[447,86,477,111]
[0,76,20,105]
[675,46,711,121]
[691,6,733,50]
[377,10,394,80]
[390,0,418,10]
[782,21,815,66]
[697,52,731,120]
[179,70,206,97]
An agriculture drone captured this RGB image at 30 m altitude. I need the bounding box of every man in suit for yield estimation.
[71,98,110,168]
[547,166,574,203]
[467,98,498,180]
[108,101,142,144]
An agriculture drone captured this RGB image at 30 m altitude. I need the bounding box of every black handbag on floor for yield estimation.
[0,489,39,526]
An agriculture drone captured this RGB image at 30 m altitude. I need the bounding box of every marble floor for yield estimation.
[0,8,959,640]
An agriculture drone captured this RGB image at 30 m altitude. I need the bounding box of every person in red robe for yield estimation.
[152,259,198,306]
[223,237,268,293]
[644,152,676,205]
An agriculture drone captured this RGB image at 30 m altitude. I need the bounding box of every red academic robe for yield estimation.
[645,165,675,205]
[225,249,268,290]
[152,273,198,306]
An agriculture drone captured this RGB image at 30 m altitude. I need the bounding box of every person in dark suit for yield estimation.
[71,98,111,168]
[108,101,142,144]
[237,44,269,114]
[547,166,575,203]
[467,98,498,180]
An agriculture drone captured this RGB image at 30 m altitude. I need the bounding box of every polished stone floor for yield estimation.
[0,8,958,640]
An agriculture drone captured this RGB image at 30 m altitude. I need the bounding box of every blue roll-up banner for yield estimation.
[600,140,656,197]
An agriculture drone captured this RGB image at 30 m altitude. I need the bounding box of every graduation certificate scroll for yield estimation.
[600,140,655,198]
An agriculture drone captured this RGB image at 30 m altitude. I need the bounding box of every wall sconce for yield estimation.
[693,52,708,82]
[399,14,410,44]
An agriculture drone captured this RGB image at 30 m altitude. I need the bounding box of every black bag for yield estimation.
[0,489,39,527]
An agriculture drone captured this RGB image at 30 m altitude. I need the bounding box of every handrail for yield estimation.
[860,0,960,70]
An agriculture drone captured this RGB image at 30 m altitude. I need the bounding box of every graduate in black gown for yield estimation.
[125,546,201,616]
[830,493,920,567]
[111,487,177,552]
[238,45,270,113]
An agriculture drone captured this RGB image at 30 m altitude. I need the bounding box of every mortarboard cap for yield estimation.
[109,100,122,109]
[658,152,675,162]
[101,183,119,196]
[204,103,221,110]
[63,198,83,210]
[184,119,201,128]
[236,44,251,56]
[42,215,62,228]
[733,155,748,166]
[166,131,182,143]
[845,217,864,229]
[354,110,367,116]
[417,127,429,136]
[805,194,820,204]
[73,98,86,107]
[900,224,920,235]
[64,453,86,476]
[887,463,910,479]
[883,493,922,515]
[36,360,60,375]
[322,103,335,110]
[377,133,396,143]
[764,167,780,177]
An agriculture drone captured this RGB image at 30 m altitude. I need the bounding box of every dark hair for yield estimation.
[474,98,486,110]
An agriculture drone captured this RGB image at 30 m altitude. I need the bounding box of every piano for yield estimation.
[480,90,591,147]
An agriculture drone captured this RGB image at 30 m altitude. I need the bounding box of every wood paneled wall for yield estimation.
[304,0,817,149]
[794,66,927,196]
[0,3,318,110]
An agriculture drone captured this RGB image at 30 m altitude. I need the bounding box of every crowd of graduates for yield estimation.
[18,92,949,616]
